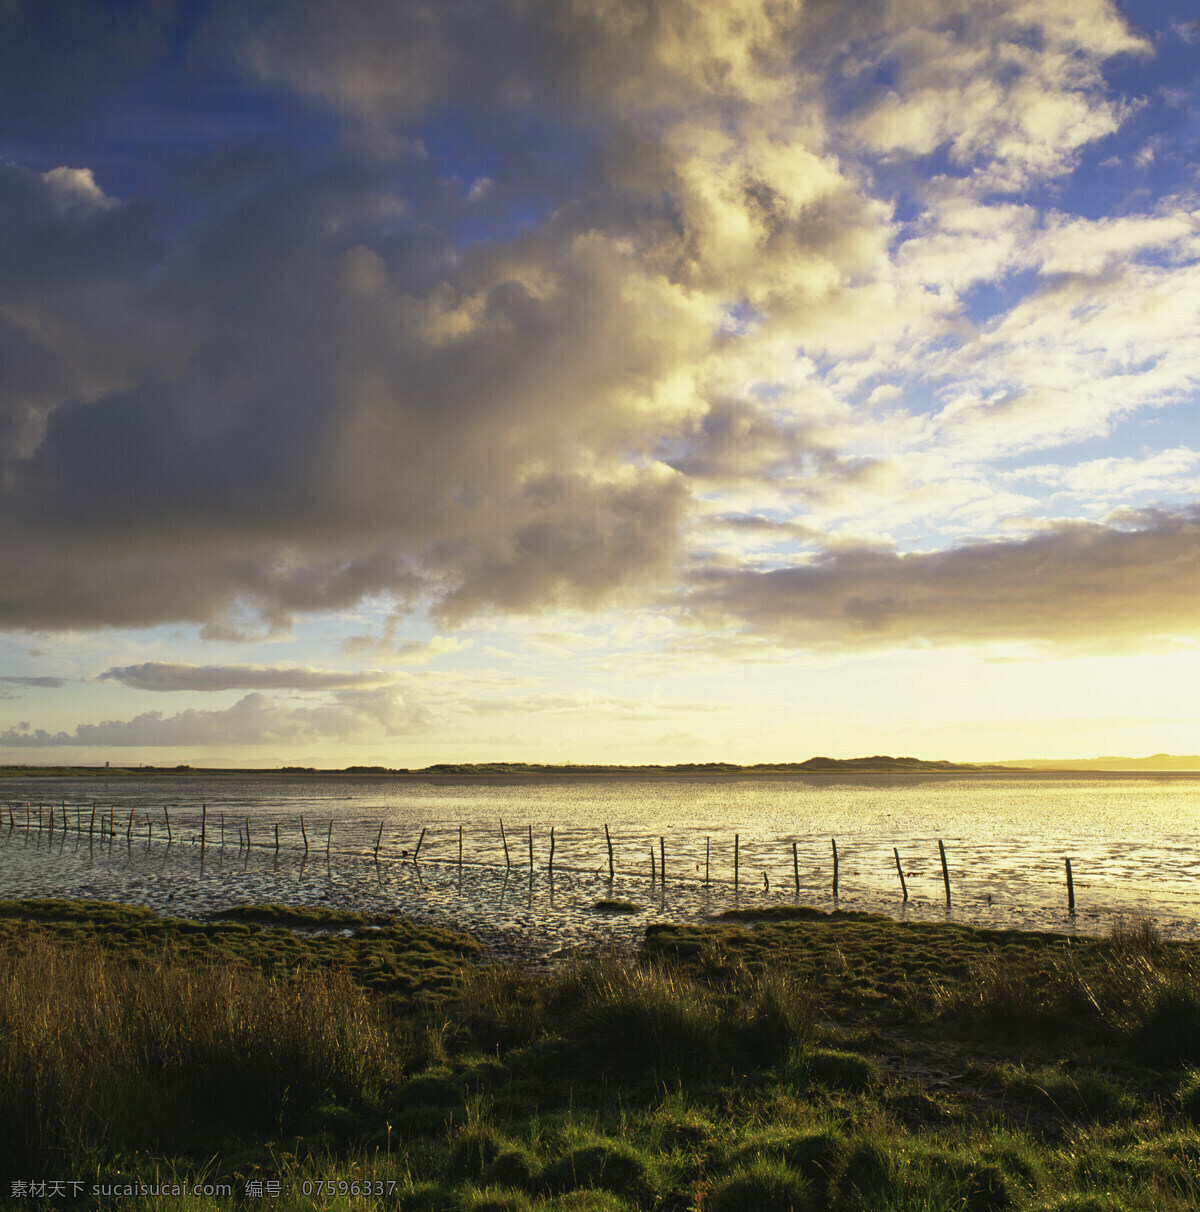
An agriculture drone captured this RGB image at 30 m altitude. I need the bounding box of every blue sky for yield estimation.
[2,0,1200,766]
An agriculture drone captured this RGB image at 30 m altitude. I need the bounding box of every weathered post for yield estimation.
[147,815,153,844]
[300,814,308,855]
[734,833,739,890]
[793,841,800,894]
[414,826,426,861]
[705,836,710,884]
[604,823,614,881]
[245,816,252,851]
[938,839,951,907]
[528,824,533,873]
[459,824,464,875]
[127,808,134,844]
[894,847,908,902]
[373,820,384,861]
[1065,857,1075,914]
[164,807,172,845]
[548,826,555,877]
[659,836,666,883]
[221,813,226,848]
[89,804,95,841]
[48,804,54,835]
[201,804,207,850]
[326,819,332,857]
[500,819,511,868]
[650,844,656,882]
[276,822,282,856]
[832,838,839,899]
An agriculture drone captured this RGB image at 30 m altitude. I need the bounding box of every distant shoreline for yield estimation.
[4,756,1200,778]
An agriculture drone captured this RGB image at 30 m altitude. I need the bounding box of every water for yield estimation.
[1,771,1197,963]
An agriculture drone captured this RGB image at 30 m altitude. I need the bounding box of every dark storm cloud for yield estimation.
[686,508,1200,649]
[99,663,398,692]
[0,146,708,630]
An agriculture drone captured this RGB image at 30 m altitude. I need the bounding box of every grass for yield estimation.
[1,900,1200,1210]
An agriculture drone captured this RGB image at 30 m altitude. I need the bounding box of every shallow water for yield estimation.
[1,771,1197,962]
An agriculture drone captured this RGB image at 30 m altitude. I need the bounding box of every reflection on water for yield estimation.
[2,771,1198,963]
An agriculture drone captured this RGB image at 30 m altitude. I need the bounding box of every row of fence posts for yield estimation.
[5,802,1082,913]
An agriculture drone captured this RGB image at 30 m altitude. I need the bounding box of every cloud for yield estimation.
[0,688,431,747]
[844,0,1149,189]
[98,663,400,692]
[0,0,1186,648]
[1010,449,1200,500]
[0,675,68,688]
[685,507,1200,650]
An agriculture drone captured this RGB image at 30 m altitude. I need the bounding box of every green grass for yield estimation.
[2,900,1200,1211]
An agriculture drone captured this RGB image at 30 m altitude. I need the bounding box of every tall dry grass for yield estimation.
[0,933,395,1171]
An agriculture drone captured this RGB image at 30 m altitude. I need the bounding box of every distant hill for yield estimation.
[996,753,1200,771]
[409,756,1019,776]
[1,755,1023,778]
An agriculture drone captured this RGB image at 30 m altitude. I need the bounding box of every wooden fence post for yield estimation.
[89,804,95,841]
[894,847,908,902]
[300,814,308,855]
[276,822,282,856]
[793,841,800,894]
[832,838,839,899]
[164,807,172,845]
[201,804,207,850]
[373,820,384,861]
[548,826,555,877]
[127,808,134,844]
[604,823,614,881]
[938,839,951,907]
[705,836,710,885]
[650,844,656,882]
[326,819,332,856]
[500,819,511,868]
[459,825,464,874]
[734,833,739,890]
[245,817,251,851]
[659,836,666,883]
[528,824,533,873]
[1065,857,1075,914]
[414,826,426,862]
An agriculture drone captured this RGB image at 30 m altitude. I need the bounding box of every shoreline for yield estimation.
[8,765,1200,780]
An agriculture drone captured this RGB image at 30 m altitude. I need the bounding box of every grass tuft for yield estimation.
[542,1138,660,1201]
[710,1157,814,1212]
[1134,975,1200,1066]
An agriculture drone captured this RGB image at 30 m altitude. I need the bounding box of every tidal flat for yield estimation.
[2,898,1199,1210]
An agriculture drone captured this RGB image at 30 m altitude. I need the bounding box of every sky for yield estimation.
[1,0,1199,768]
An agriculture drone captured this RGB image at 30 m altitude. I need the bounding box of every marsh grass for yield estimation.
[0,932,394,1170]
[4,899,1200,1210]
